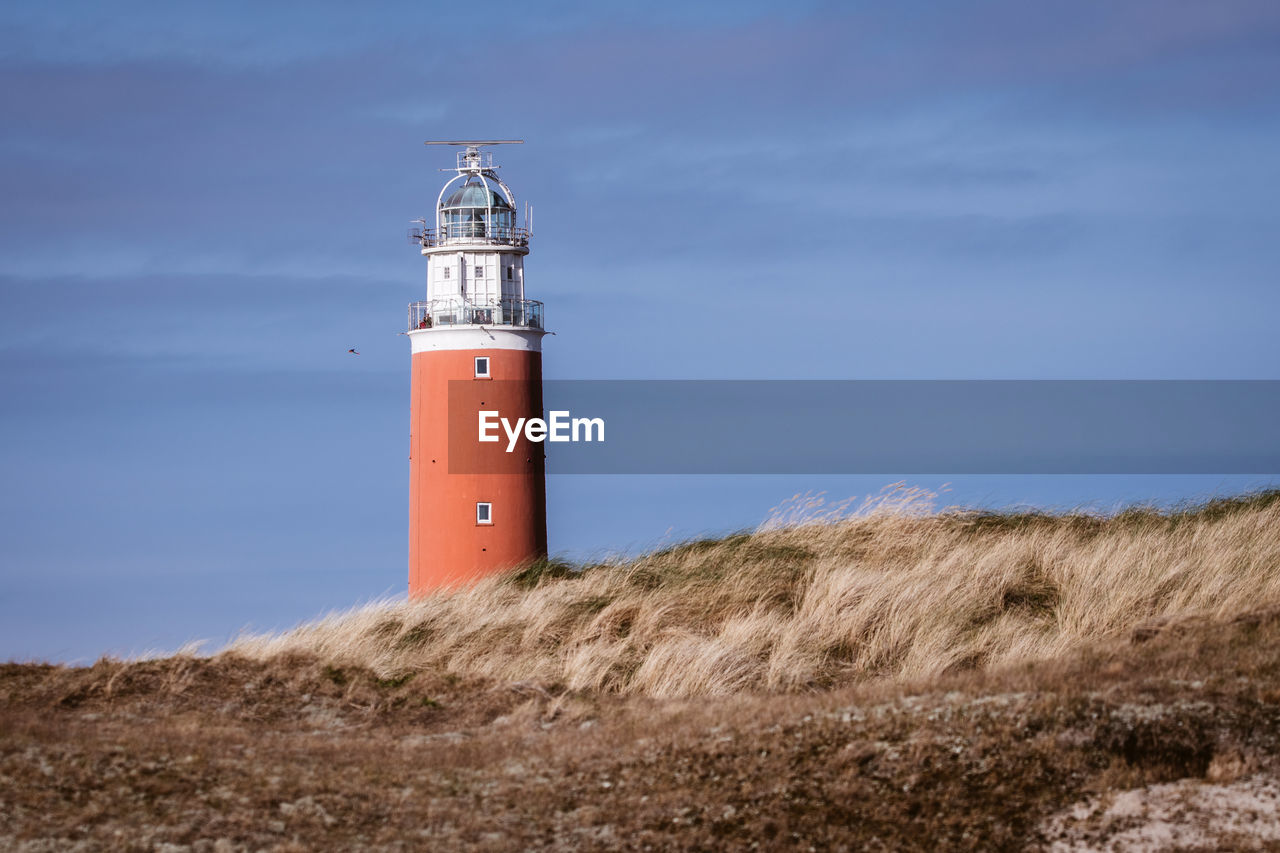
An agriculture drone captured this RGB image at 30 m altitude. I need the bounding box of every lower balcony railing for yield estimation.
[408,298,544,331]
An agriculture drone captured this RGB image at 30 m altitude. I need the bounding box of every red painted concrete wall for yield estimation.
[408,348,547,594]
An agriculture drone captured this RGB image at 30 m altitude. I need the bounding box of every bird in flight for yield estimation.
[348,348,360,355]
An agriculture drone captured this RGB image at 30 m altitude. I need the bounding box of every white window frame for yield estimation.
[474,356,490,378]
[474,265,484,279]
[443,267,450,279]
[476,502,492,525]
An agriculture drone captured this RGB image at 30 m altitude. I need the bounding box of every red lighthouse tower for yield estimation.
[406,140,548,595]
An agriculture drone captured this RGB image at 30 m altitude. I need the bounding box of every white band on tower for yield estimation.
[408,327,545,353]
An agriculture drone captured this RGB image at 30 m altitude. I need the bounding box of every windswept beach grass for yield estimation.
[5,488,1280,850]
[229,487,1280,697]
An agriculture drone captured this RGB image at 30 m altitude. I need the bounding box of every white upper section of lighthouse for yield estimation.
[407,141,544,339]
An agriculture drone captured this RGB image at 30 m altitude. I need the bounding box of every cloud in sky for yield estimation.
[4,1,1279,272]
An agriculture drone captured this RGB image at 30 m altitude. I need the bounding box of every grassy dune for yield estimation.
[230,487,1280,697]
[4,489,1280,850]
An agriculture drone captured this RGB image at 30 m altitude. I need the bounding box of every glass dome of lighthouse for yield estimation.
[439,175,516,241]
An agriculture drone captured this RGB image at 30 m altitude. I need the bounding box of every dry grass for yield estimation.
[228,486,1280,697]
[4,488,1280,849]
[5,595,1280,850]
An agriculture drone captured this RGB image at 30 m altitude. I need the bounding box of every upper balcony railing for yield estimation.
[409,298,544,332]
[408,224,531,249]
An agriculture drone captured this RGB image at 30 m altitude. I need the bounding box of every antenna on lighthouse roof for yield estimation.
[425,140,523,174]
[423,140,524,146]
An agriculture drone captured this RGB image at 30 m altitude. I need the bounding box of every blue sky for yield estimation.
[2,1,1278,661]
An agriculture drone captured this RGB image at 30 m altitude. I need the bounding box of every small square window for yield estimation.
[474,356,490,378]
[506,266,514,281]
[443,267,450,279]
[475,265,483,278]
[476,502,492,524]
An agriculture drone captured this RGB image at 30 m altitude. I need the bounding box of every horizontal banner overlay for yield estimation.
[444,381,1280,474]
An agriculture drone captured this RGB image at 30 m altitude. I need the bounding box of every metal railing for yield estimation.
[408,298,544,331]
[408,224,531,248]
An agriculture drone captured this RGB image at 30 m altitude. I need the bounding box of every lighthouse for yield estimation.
[406,140,548,595]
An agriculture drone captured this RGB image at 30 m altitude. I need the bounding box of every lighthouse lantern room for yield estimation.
[406,140,548,595]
